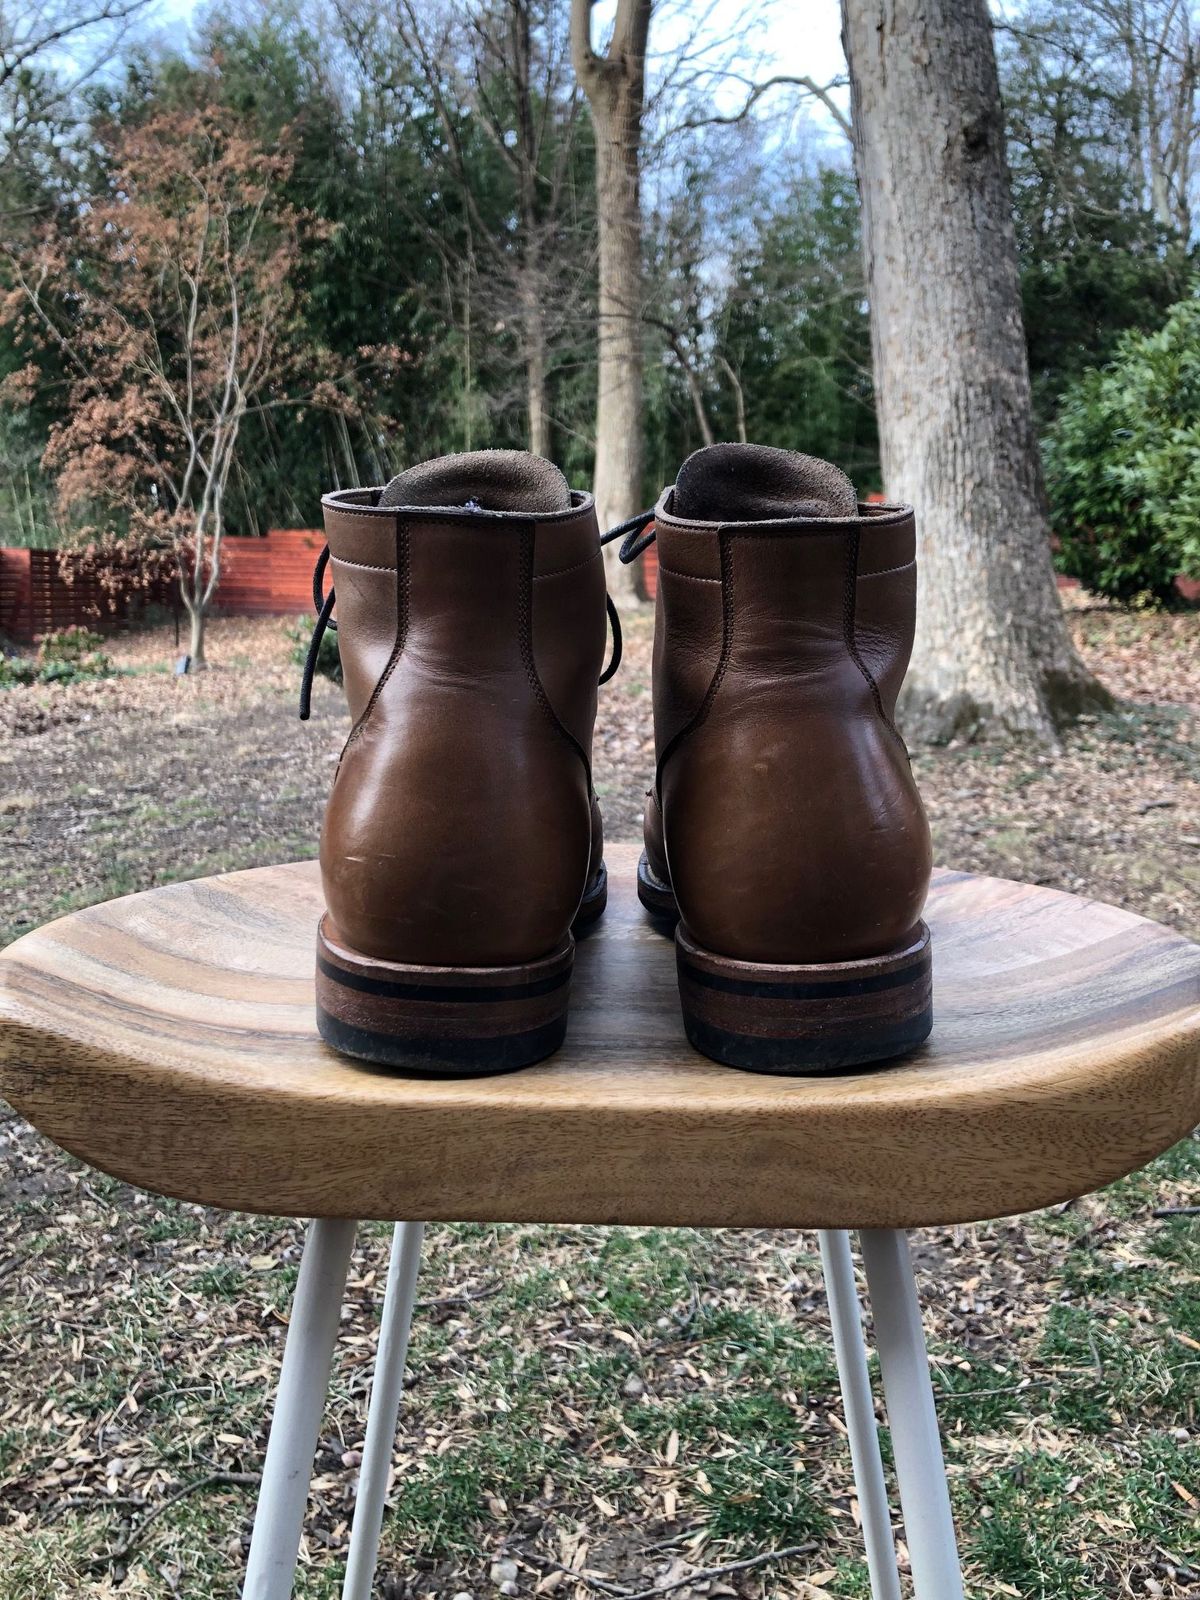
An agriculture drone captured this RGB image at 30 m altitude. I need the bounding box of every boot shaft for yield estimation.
[651,492,917,763]
[322,487,605,752]
[646,459,931,973]
[319,481,606,970]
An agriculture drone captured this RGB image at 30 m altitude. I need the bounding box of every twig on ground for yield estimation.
[93,1470,260,1568]
[530,1557,630,1596]
[45,1493,143,1523]
[1154,1549,1200,1584]
[621,1542,820,1600]
[1152,1205,1200,1218]
[416,1282,501,1312]
[637,1528,705,1555]
[529,1542,819,1600]
[934,1377,1053,1401]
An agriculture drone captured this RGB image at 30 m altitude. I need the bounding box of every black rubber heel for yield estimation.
[315,917,574,1076]
[636,850,679,925]
[676,922,934,1074]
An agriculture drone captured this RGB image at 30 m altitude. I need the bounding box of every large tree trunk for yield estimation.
[571,0,651,599]
[842,0,1108,742]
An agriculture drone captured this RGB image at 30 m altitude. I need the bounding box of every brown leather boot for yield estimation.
[624,443,933,1073]
[303,450,614,1074]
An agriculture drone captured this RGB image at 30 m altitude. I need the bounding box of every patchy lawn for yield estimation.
[0,603,1197,1599]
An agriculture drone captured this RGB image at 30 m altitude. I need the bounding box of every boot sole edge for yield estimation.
[676,920,934,1075]
[636,850,679,926]
[316,917,575,1076]
[572,862,608,936]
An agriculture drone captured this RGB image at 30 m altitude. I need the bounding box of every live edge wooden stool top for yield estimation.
[1,842,1197,1231]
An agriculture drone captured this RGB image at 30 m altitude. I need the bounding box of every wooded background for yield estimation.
[1,0,1198,731]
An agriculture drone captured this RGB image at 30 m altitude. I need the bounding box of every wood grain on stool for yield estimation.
[1,844,1197,1228]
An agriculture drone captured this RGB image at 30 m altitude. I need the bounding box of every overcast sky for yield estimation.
[647,0,847,90]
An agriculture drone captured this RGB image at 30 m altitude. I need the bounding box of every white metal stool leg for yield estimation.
[858,1229,965,1600]
[341,1221,426,1600]
[244,1217,358,1600]
[817,1230,902,1600]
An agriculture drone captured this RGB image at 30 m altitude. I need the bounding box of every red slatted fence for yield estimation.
[641,542,658,602]
[0,547,164,643]
[0,530,325,643]
[0,548,33,641]
[214,529,325,618]
[10,525,1184,641]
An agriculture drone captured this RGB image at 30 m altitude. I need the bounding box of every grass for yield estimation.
[0,1161,1197,1598]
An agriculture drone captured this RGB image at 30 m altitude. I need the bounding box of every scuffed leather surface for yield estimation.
[320,490,605,966]
[649,495,932,965]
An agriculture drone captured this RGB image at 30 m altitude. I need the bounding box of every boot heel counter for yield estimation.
[321,492,405,727]
[853,507,919,728]
[652,503,931,965]
[662,717,930,966]
[320,712,594,967]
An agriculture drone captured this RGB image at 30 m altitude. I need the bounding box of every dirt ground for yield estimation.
[0,603,1197,1599]
[2,604,1197,946]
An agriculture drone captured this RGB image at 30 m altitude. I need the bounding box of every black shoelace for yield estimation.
[299,544,339,720]
[299,545,627,719]
[599,509,657,562]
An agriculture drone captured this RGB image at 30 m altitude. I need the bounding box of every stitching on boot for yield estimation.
[519,524,592,781]
[843,525,907,751]
[857,559,916,580]
[330,555,397,575]
[654,526,735,792]
[531,548,603,582]
[656,565,721,583]
[345,515,410,753]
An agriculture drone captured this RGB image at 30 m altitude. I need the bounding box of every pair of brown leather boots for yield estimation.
[304,444,932,1078]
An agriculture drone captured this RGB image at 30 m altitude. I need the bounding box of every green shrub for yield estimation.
[1044,290,1200,606]
[286,616,342,686]
[37,626,105,664]
[0,654,37,687]
[0,627,115,688]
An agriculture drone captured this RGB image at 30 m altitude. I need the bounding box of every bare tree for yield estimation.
[642,48,854,466]
[675,70,850,139]
[341,0,587,462]
[571,0,651,589]
[0,0,149,89]
[1092,0,1197,235]
[842,0,1107,742]
[467,0,586,457]
[998,0,1200,239]
[2,107,348,663]
[1,0,154,228]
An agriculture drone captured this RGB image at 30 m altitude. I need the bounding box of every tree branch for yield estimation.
[569,0,602,86]
[678,73,851,139]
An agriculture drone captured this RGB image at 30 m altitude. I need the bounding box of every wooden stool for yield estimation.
[2,843,1198,1600]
